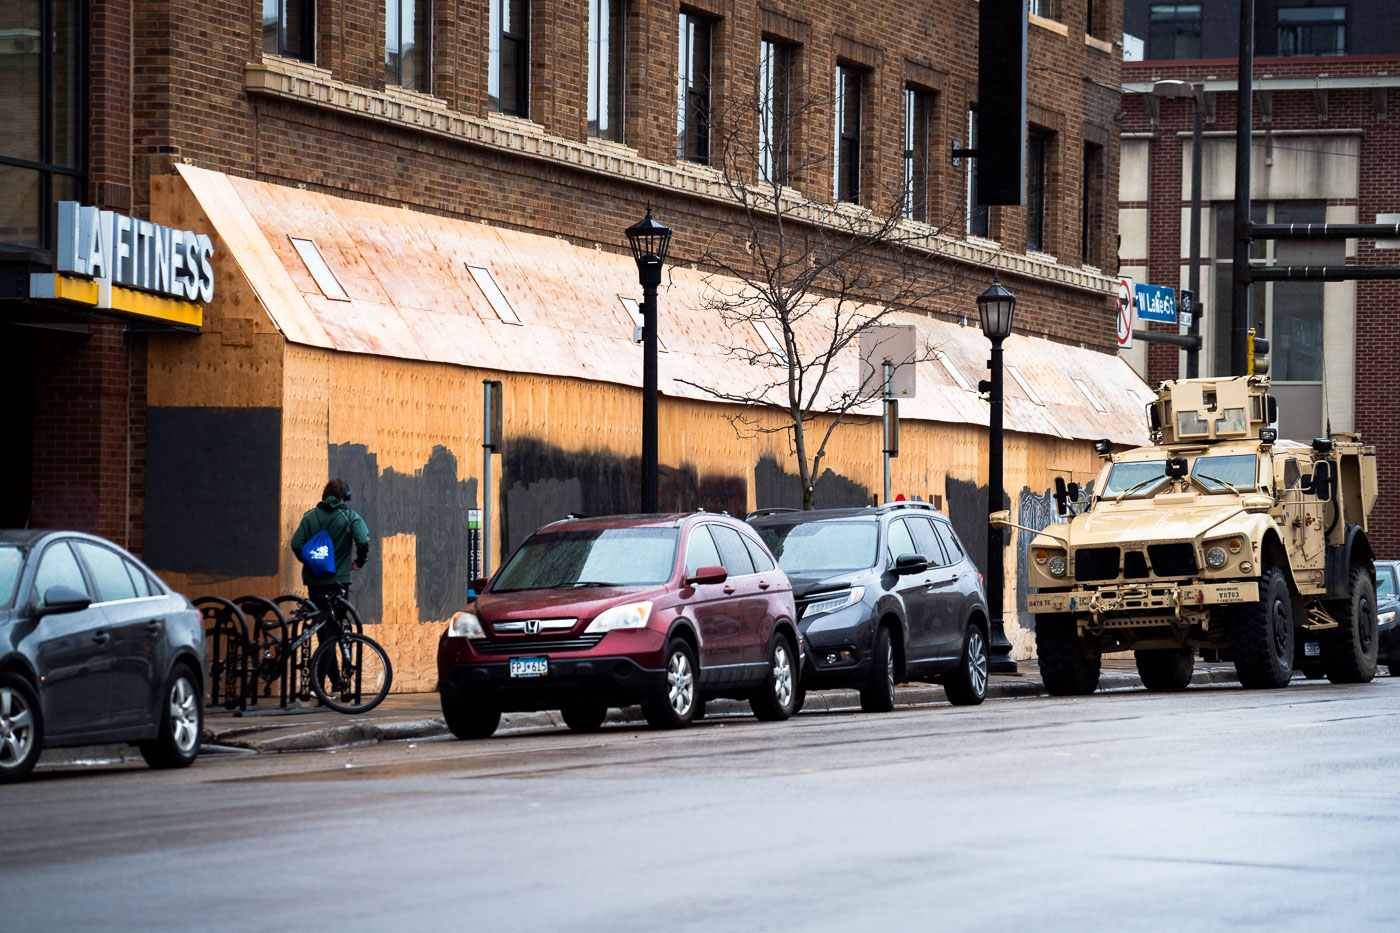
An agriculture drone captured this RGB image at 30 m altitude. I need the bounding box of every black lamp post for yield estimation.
[625,206,673,513]
[977,273,1019,674]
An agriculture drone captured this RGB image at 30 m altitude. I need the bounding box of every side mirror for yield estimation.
[1312,461,1334,502]
[471,576,489,594]
[893,554,929,575]
[1266,396,1279,425]
[1067,482,1080,501]
[37,585,92,617]
[685,565,728,586]
[988,510,1011,529]
[1053,477,1069,516]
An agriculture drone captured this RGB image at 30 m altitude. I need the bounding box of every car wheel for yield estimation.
[859,625,896,713]
[1232,566,1295,689]
[1036,614,1101,696]
[751,634,798,721]
[139,663,202,770]
[1323,566,1379,684]
[441,690,501,739]
[643,639,698,729]
[0,673,43,784]
[944,625,989,706]
[1135,647,1194,691]
[560,699,608,733]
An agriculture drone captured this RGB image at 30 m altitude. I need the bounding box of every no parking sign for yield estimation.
[1115,276,1135,350]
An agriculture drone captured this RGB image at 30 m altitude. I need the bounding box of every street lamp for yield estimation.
[1152,79,1206,378]
[625,205,673,512]
[977,273,1019,674]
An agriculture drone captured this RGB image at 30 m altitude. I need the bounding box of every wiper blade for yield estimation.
[1194,471,1243,492]
[1113,475,1166,504]
[569,581,616,587]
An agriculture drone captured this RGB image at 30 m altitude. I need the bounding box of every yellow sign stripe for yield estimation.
[30,274,203,329]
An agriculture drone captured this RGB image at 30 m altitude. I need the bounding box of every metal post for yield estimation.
[1187,85,1204,378]
[639,257,662,512]
[986,337,1016,673]
[482,384,494,578]
[882,360,893,504]
[1231,0,1255,377]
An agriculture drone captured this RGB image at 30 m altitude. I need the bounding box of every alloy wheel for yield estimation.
[968,628,988,696]
[667,650,694,717]
[0,686,35,769]
[169,677,200,753]
[772,643,793,708]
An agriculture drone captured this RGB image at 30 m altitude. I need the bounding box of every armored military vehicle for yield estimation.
[996,375,1379,695]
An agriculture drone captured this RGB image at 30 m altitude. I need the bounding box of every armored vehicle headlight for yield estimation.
[1048,556,1067,577]
[1227,538,1243,554]
[1206,547,1228,569]
[1034,549,1049,564]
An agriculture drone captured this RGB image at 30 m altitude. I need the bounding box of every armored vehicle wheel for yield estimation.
[1232,566,1295,689]
[1323,566,1379,684]
[1036,614,1101,696]
[1135,648,1194,691]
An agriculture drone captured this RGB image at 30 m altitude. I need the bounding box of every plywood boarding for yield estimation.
[178,164,1151,447]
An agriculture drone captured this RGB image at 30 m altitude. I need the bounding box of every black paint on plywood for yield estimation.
[327,443,477,624]
[752,455,872,511]
[501,437,747,555]
[145,407,282,577]
[944,477,1009,584]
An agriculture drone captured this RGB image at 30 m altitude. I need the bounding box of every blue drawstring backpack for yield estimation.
[300,510,350,577]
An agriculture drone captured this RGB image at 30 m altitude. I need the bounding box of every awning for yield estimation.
[174,164,1152,446]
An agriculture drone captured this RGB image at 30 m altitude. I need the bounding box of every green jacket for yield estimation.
[291,497,370,586]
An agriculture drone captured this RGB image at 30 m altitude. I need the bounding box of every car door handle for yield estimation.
[146,619,165,633]
[758,580,770,590]
[92,631,110,645]
[723,586,736,595]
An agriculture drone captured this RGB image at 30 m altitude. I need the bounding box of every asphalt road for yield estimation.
[4,678,1399,931]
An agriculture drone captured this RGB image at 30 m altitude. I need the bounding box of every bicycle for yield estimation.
[263,591,393,714]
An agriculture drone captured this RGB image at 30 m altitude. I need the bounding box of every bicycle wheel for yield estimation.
[309,633,393,714]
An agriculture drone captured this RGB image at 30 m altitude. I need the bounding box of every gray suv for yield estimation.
[748,502,990,712]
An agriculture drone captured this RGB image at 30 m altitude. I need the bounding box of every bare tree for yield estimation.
[677,76,970,509]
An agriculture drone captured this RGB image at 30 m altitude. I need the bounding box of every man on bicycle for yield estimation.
[291,479,370,672]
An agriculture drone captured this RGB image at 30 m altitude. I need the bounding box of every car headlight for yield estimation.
[1380,611,1396,626]
[1048,556,1067,577]
[1206,547,1227,569]
[447,611,485,638]
[584,601,653,634]
[803,587,865,617]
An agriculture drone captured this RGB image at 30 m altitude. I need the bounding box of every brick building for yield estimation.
[2,0,1142,677]
[1119,0,1400,555]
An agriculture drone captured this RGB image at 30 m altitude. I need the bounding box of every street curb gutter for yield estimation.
[199,667,1245,754]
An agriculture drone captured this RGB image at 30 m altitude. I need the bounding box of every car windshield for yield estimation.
[1191,454,1258,492]
[490,527,679,592]
[754,520,878,574]
[1102,460,1169,498]
[1378,565,1397,599]
[0,546,21,608]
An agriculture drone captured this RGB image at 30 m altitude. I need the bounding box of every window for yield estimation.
[1147,4,1201,60]
[710,525,756,576]
[677,11,712,163]
[33,541,88,601]
[1,0,84,252]
[290,238,350,300]
[933,522,965,562]
[833,64,863,203]
[489,0,529,116]
[1026,130,1048,253]
[965,110,988,238]
[903,88,932,222]
[1030,0,1053,18]
[467,265,522,324]
[588,0,625,141]
[618,296,667,350]
[742,535,776,572]
[759,39,794,185]
[1211,200,1332,382]
[1081,141,1104,266]
[885,519,917,563]
[907,518,948,567]
[385,0,431,91]
[262,0,315,61]
[1277,7,1346,57]
[752,320,788,365]
[685,525,722,575]
[74,542,137,603]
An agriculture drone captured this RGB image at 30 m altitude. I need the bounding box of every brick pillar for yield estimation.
[90,0,132,212]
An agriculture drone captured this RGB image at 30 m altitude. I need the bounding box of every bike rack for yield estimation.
[236,595,296,711]
[195,597,252,713]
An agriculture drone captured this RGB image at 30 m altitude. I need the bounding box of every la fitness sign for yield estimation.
[56,201,214,303]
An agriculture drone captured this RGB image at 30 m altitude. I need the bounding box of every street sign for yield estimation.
[1134,283,1177,323]
[859,324,917,398]
[1115,276,1135,350]
[1179,289,1195,328]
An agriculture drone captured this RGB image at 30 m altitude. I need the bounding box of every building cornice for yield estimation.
[1124,74,1400,94]
[245,56,1114,296]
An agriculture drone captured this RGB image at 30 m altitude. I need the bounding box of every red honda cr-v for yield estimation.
[437,513,800,738]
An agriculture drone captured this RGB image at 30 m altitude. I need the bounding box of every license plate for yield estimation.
[1303,642,1321,657]
[509,656,548,678]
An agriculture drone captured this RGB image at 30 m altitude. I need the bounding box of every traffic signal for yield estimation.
[1247,328,1270,375]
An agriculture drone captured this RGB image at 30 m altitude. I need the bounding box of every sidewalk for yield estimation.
[193,658,1245,755]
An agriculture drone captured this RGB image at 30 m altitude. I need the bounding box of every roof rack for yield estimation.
[565,513,590,520]
[745,507,799,519]
[875,500,935,513]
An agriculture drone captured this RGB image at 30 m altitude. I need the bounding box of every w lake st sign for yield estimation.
[1133,282,1177,324]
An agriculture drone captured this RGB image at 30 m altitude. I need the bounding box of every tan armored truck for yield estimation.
[994,375,1380,695]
